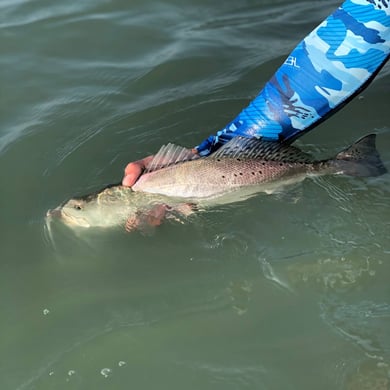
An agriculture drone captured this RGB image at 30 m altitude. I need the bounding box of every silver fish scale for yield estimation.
[132,137,319,199]
[52,134,385,229]
[132,156,316,199]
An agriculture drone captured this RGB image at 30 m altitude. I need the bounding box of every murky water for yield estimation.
[1,0,389,389]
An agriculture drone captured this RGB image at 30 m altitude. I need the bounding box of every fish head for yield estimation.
[47,185,137,229]
[49,197,96,228]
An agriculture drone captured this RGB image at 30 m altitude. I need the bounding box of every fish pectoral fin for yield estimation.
[165,202,198,224]
[125,203,197,232]
[125,204,169,233]
[144,204,168,226]
[172,202,197,217]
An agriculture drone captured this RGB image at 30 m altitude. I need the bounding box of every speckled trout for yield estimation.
[47,134,386,231]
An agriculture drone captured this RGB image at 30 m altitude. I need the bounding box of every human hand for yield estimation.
[122,148,199,187]
[122,155,154,187]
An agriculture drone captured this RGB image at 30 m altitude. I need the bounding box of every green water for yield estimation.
[1,0,390,389]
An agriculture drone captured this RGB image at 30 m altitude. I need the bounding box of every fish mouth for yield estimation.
[46,207,90,228]
[46,208,62,218]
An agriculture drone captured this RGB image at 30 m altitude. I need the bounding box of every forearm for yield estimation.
[195,0,390,156]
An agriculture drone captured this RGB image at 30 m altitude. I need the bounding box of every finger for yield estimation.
[124,162,142,176]
[122,171,141,187]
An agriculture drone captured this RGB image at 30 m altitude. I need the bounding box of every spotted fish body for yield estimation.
[133,151,316,200]
[48,134,386,230]
[132,134,385,201]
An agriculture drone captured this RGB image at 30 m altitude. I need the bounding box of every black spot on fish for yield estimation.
[237,158,241,161]
[239,172,243,176]
[258,171,262,174]
[222,175,225,178]
[251,172,255,175]
[234,173,237,177]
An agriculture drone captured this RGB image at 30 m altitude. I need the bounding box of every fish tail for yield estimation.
[330,134,387,177]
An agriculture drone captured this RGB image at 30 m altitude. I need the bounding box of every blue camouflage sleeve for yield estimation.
[195,0,390,156]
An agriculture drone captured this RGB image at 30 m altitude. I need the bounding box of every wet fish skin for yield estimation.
[47,186,181,229]
[47,134,387,230]
[133,156,319,199]
[132,134,386,199]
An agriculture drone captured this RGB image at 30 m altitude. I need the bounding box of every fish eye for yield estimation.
[74,205,82,211]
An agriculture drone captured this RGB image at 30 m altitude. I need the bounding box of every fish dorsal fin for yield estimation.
[145,143,199,173]
[210,136,313,163]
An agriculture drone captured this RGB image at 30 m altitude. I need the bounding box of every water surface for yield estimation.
[1,0,389,389]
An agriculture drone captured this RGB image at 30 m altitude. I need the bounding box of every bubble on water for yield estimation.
[43,308,50,316]
[68,370,76,376]
[118,361,126,367]
[49,371,54,376]
[100,368,112,378]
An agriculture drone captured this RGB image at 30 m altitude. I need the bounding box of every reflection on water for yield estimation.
[1,0,389,389]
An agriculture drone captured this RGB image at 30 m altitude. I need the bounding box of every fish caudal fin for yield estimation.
[332,134,387,177]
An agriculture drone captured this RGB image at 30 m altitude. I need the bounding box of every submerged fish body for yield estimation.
[47,186,185,230]
[47,134,387,231]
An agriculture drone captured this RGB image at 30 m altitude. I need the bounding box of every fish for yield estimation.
[46,134,387,232]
